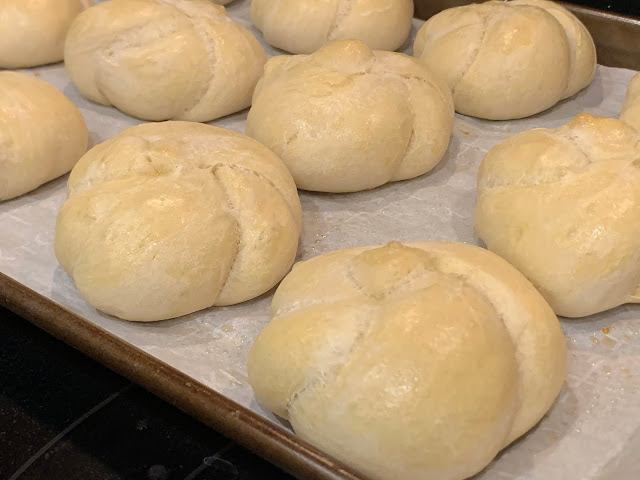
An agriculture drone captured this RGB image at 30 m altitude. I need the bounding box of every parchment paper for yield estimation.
[1,1,639,478]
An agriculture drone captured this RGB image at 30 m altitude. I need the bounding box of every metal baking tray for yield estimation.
[2,1,639,479]
[414,0,640,70]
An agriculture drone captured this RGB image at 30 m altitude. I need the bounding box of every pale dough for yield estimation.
[64,0,266,122]
[246,40,454,193]
[0,72,88,201]
[249,241,566,480]
[55,122,302,322]
[476,113,640,317]
[413,0,596,120]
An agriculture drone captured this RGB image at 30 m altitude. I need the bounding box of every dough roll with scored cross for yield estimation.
[64,0,266,122]
[0,0,92,68]
[54,122,302,322]
[621,72,640,132]
[0,72,88,201]
[251,0,414,54]
[246,40,454,193]
[476,113,640,317]
[249,241,566,480]
[413,0,596,120]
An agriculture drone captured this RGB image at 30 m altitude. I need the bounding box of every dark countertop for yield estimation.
[0,306,292,480]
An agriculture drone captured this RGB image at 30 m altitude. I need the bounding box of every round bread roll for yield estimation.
[250,0,414,54]
[621,72,640,132]
[248,241,566,480]
[54,122,302,322]
[246,40,454,193]
[413,0,596,120]
[475,113,640,318]
[64,0,266,122]
[0,72,88,201]
[0,0,92,68]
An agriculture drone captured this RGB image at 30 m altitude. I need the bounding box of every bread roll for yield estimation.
[248,241,566,480]
[413,0,596,120]
[246,40,454,193]
[64,0,266,122]
[0,0,92,68]
[54,122,302,322]
[621,72,640,132]
[251,0,414,54]
[475,113,640,318]
[0,72,88,201]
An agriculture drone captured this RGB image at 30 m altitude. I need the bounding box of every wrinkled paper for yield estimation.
[1,1,639,478]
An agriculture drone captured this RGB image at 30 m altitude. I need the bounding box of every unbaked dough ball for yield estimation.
[248,241,566,480]
[476,113,640,318]
[0,0,92,68]
[54,122,302,322]
[246,40,454,193]
[413,0,596,120]
[64,0,266,122]
[251,0,414,54]
[621,72,640,131]
[0,72,88,201]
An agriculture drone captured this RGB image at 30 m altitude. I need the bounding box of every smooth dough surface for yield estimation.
[246,40,454,193]
[621,72,640,132]
[0,72,88,201]
[54,122,302,322]
[476,113,640,317]
[64,0,266,122]
[251,0,414,54]
[0,0,92,68]
[413,0,596,120]
[248,241,566,480]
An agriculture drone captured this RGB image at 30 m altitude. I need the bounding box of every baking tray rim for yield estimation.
[3,3,639,480]
[0,271,366,480]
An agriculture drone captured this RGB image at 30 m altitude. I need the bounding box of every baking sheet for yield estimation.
[2,1,640,478]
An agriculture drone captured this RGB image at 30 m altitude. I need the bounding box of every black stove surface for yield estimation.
[0,307,292,480]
